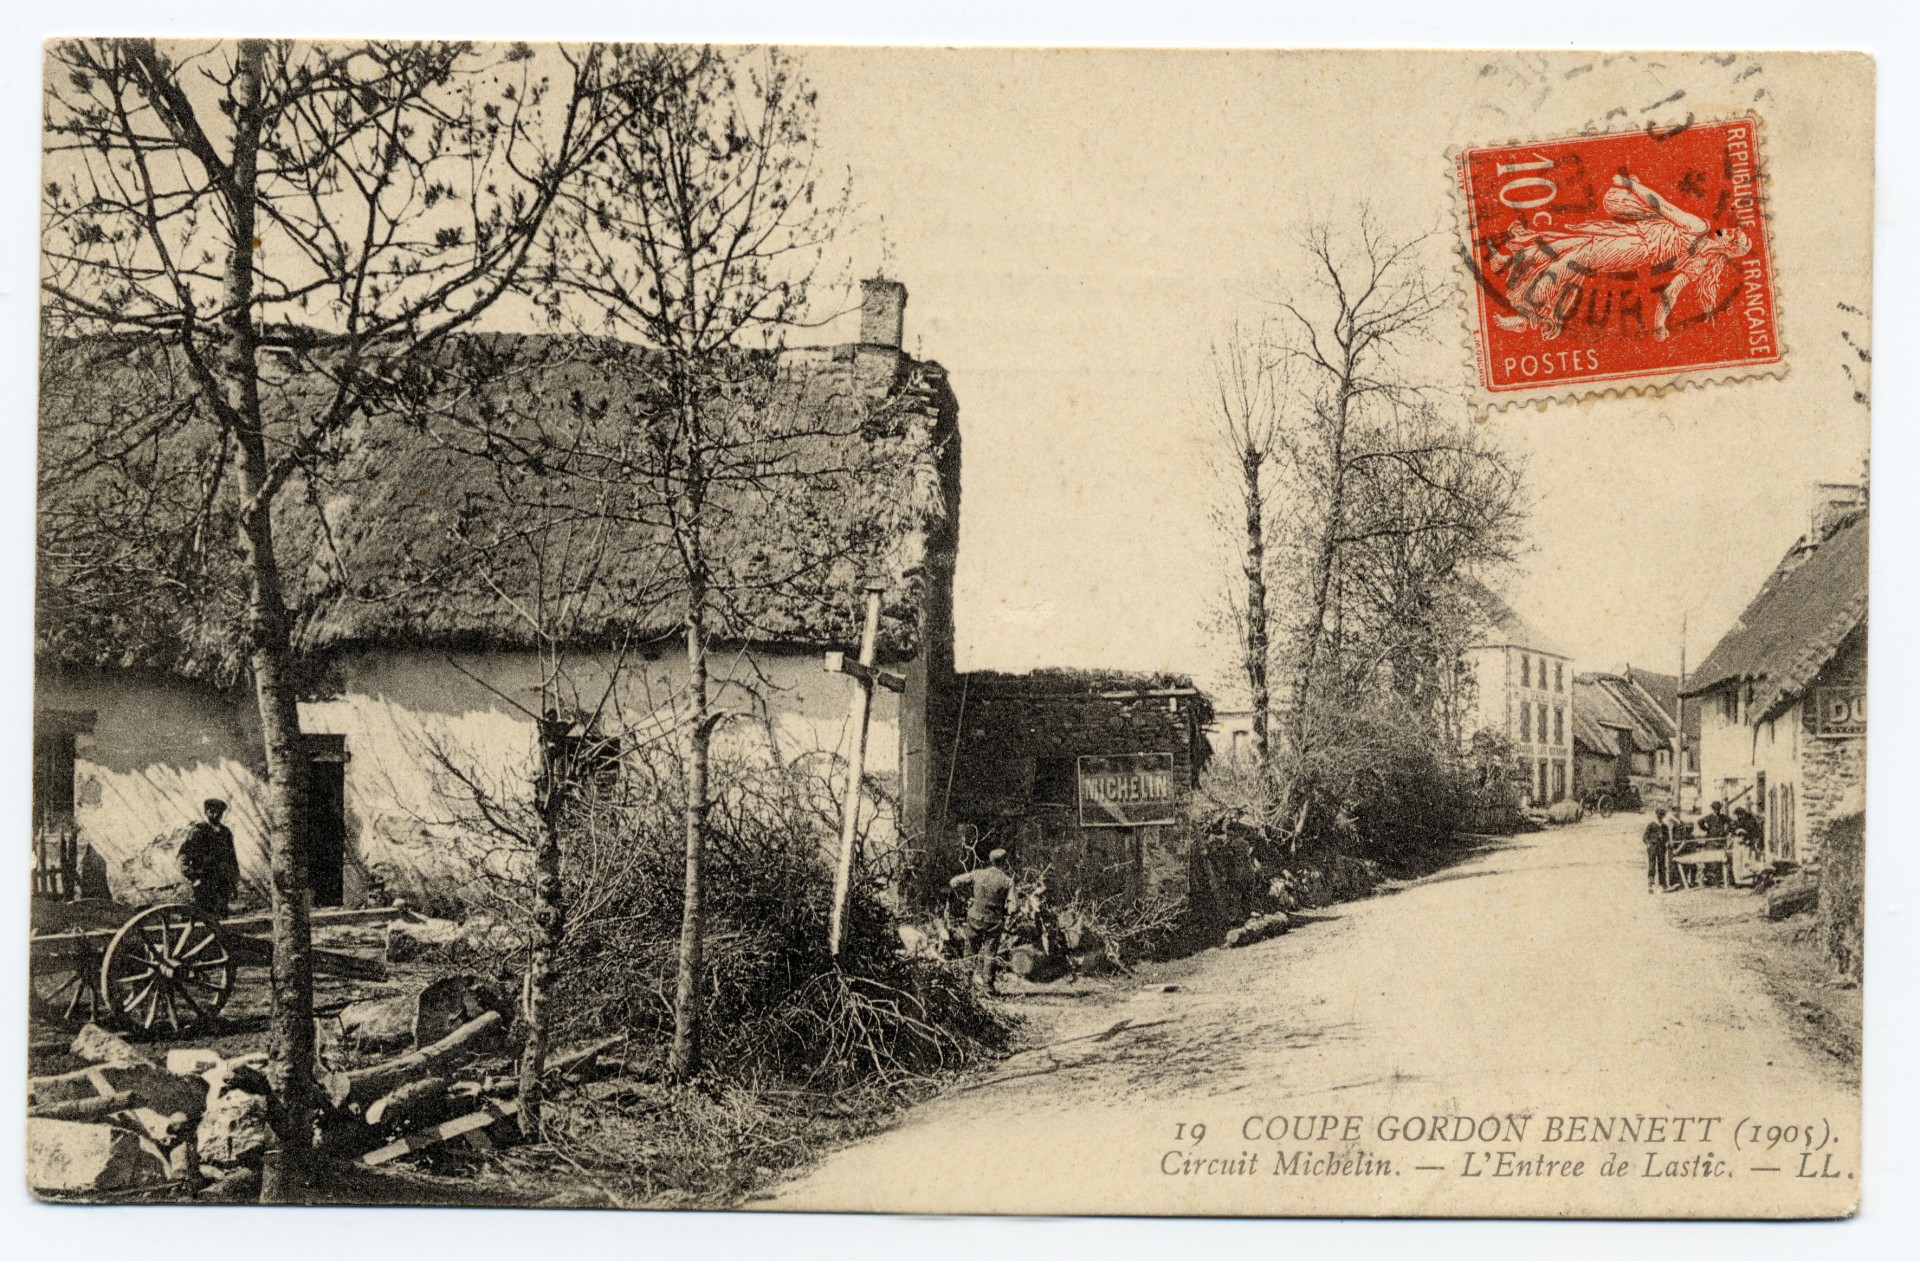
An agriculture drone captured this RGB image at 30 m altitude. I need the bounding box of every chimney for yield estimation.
[859,278,907,350]
[1806,480,1867,546]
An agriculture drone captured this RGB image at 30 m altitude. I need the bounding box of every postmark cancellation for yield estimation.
[1454,116,1783,408]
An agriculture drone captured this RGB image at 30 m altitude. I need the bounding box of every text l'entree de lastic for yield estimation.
[1157,1113,1848,1181]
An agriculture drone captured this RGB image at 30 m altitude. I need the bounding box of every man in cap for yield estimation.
[949,846,1015,993]
[1642,806,1676,893]
[177,798,240,916]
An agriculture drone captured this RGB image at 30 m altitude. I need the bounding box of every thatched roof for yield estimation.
[1576,671,1673,755]
[1623,667,1699,741]
[1681,511,1867,721]
[37,331,958,686]
[1570,678,1623,758]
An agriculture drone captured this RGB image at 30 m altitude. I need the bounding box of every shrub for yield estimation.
[1815,810,1864,982]
[436,738,1013,1092]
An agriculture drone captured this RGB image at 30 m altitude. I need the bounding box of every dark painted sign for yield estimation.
[1812,687,1865,737]
[1077,753,1179,827]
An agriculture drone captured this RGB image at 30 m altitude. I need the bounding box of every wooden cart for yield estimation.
[30,902,401,1038]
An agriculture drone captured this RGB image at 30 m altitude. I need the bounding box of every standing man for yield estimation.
[1699,800,1732,841]
[1643,806,1675,894]
[177,798,239,917]
[948,847,1014,994]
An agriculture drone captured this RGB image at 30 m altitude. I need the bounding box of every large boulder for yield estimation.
[196,1086,271,1169]
[28,1118,170,1195]
[70,1023,157,1069]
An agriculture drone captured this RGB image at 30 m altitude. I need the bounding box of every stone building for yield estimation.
[1458,583,1575,806]
[1681,500,1866,866]
[927,669,1213,907]
[33,280,964,908]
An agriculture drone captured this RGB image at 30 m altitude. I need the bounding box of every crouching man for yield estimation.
[949,847,1014,994]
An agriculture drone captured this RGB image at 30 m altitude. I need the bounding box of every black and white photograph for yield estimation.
[17,31,1886,1226]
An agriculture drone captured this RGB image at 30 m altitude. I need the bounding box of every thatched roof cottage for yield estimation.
[35,280,962,908]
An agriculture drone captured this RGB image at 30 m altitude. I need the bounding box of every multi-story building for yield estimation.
[1459,584,1574,807]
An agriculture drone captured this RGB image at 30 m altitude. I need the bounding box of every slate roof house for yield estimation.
[1679,494,1866,866]
[34,280,964,908]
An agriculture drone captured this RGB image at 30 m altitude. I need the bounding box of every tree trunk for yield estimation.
[669,406,709,1082]
[1290,384,1352,759]
[217,42,318,1203]
[1240,449,1272,768]
[517,786,565,1135]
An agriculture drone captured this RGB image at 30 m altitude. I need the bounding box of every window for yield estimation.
[1721,691,1737,723]
[1520,704,1532,742]
[1551,760,1566,801]
[1554,662,1564,692]
[1536,758,1549,804]
[539,714,622,816]
[1538,703,1549,744]
[1521,655,1531,688]
[1554,706,1565,745]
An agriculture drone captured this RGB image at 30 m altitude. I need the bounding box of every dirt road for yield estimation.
[763,815,1860,1217]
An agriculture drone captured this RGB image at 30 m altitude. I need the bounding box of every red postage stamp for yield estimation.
[1454,117,1781,404]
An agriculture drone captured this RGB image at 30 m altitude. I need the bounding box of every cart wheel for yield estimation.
[30,937,106,1024]
[100,903,234,1036]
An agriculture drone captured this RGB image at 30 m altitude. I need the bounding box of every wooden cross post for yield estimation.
[826,583,906,956]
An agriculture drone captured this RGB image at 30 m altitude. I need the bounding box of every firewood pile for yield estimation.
[27,977,630,1199]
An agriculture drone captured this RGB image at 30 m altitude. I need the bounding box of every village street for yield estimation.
[764,814,1860,1217]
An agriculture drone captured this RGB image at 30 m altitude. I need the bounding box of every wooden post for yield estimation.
[825,584,906,956]
[1674,613,1688,810]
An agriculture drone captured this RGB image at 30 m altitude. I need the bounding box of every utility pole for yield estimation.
[1674,612,1688,810]
[825,583,905,955]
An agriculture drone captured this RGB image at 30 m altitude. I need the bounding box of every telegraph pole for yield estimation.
[825,583,905,955]
[1674,612,1688,809]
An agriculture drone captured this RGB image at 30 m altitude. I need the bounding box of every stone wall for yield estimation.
[929,675,1211,907]
[1795,626,1866,866]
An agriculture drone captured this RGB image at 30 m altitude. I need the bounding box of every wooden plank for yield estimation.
[357,1100,521,1167]
[324,1010,507,1109]
[546,1034,624,1081]
[30,904,407,949]
[218,905,408,933]
[224,934,387,981]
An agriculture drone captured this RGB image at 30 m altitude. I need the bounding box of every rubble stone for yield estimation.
[70,1023,156,1068]
[27,1118,170,1194]
[196,1087,271,1168]
[164,1048,224,1079]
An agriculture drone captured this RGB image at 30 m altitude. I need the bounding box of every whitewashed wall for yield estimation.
[43,644,905,907]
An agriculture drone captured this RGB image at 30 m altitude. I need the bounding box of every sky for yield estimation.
[789,49,1874,696]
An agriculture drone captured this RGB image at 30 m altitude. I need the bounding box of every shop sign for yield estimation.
[1812,687,1865,737]
[1078,753,1179,827]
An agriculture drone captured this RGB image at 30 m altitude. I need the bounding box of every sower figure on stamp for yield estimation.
[1643,806,1676,894]
[1491,172,1752,341]
[176,797,239,917]
[949,847,1014,994]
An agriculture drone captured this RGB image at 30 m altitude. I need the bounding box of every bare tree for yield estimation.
[40,39,628,1196]
[547,46,854,1079]
[1265,216,1446,758]
[1201,322,1285,768]
[1332,402,1526,721]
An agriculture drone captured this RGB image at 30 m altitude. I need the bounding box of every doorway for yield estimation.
[304,734,349,908]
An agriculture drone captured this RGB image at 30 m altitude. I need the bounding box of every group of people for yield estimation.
[1642,799,1762,893]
